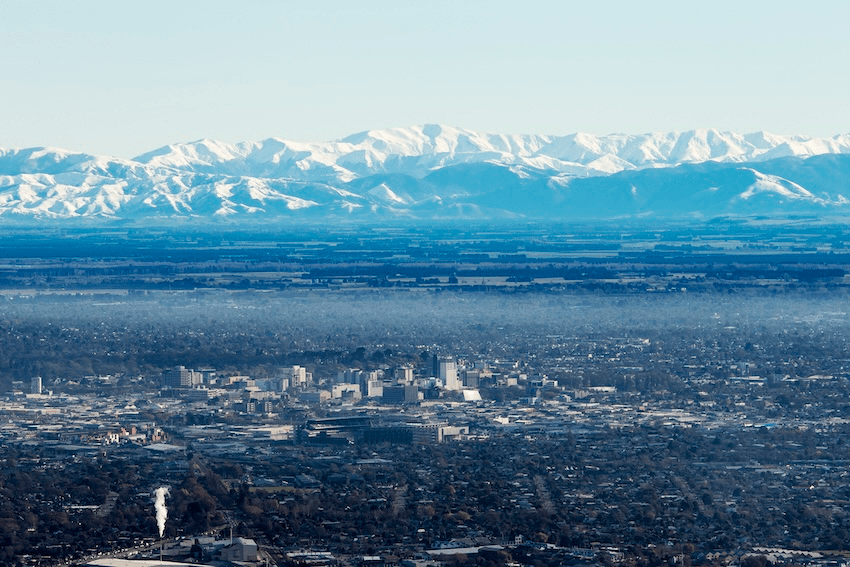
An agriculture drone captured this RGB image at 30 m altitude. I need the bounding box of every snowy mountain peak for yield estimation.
[3,125,850,223]
[124,125,850,182]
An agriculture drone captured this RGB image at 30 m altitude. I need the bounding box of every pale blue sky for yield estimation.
[1,0,849,158]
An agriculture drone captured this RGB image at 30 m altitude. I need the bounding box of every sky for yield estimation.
[1,0,849,158]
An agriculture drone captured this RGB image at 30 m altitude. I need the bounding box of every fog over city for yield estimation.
[3,288,849,343]
[3,288,848,381]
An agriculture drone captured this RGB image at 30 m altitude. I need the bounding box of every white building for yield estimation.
[395,364,414,384]
[219,538,258,562]
[338,368,363,384]
[332,383,362,401]
[366,379,384,398]
[162,366,203,388]
[283,365,309,389]
[439,359,461,391]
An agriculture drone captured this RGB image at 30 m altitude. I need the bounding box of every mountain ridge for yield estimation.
[2,125,850,223]
[129,125,850,180]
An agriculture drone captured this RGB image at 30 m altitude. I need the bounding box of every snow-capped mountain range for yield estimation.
[2,125,850,222]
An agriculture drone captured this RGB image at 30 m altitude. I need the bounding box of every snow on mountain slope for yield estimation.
[129,125,850,183]
[2,126,850,222]
[739,169,823,203]
[134,125,557,181]
[535,129,850,170]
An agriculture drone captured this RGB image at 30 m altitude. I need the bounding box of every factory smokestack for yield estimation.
[154,486,170,538]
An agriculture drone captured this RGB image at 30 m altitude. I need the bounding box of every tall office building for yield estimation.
[439,358,461,391]
[463,369,480,388]
[31,376,42,395]
[395,365,414,384]
[338,368,364,384]
[162,366,199,388]
[431,355,440,378]
[366,379,384,398]
[283,365,309,389]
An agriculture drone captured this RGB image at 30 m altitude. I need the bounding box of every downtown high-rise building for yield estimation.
[439,358,461,391]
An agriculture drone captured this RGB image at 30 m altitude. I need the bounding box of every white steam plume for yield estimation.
[154,486,170,538]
